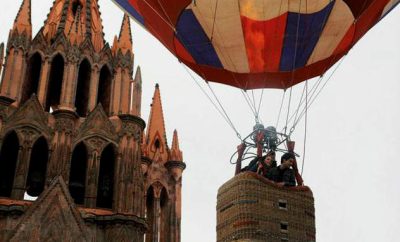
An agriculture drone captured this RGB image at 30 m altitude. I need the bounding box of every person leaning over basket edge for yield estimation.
[266,152,296,187]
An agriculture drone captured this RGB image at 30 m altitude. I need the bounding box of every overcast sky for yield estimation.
[1,1,399,241]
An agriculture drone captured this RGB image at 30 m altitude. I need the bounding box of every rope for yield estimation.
[181,64,242,140]
[257,89,265,122]
[206,82,242,139]
[301,80,308,176]
[275,90,286,128]
[292,56,347,129]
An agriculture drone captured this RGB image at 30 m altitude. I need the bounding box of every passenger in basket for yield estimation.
[266,152,296,187]
[256,151,277,177]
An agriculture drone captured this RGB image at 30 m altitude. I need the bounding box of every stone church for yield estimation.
[0,0,185,241]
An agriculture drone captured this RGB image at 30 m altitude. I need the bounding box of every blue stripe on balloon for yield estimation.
[115,0,145,26]
[280,1,335,72]
[176,10,223,68]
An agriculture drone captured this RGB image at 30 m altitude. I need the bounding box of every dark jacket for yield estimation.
[266,166,296,187]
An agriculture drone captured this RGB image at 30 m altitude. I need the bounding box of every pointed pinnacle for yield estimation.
[171,130,180,150]
[118,14,133,54]
[13,0,32,38]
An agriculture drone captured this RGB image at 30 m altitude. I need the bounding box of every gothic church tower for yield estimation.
[0,1,185,241]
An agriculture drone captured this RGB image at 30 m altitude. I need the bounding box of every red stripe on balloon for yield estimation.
[174,37,196,63]
[241,13,287,73]
[128,0,140,10]
[333,24,355,55]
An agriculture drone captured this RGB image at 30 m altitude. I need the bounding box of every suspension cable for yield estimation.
[301,80,308,176]
[293,56,347,130]
[181,64,242,140]
[275,90,286,129]
[206,82,242,139]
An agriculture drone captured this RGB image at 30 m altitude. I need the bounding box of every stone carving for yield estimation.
[74,104,118,144]
[7,177,89,242]
[67,46,81,63]
[7,33,30,52]
[3,95,52,139]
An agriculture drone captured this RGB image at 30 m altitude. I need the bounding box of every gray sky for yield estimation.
[1,1,399,241]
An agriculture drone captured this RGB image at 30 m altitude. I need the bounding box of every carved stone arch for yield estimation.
[77,135,117,154]
[99,44,113,63]
[49,51,67,63]
[7,34,30,53]
[79,37,95,55]
[50,33,69,53]
[3,96,52,140]
[30,30,47,51]
[27,49,45,60]
[78,55,94,67]
[1,128,23,145]
[74,105,118,144]
[147,181,169,199]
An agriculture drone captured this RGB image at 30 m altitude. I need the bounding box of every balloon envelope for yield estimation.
[113,0,399,90]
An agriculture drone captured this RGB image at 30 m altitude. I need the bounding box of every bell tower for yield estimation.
[0,1,185,241]
[142,84,186,242]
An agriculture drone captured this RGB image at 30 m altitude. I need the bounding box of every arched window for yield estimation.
[0,131,19,197]
[45,54,64,112]
[69,142,87,205]
[21,53,42,104]
[97,65,112,114]
[96,144,115,209]
[26,137,48,197]
[75,59,91,117]
[145,186,155,242]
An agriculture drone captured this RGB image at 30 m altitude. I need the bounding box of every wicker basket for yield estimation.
[217,172,315,242]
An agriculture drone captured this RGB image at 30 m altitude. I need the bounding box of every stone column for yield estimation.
[59,61,78,111]
[115,115,145,215]
[11,134,34,200]
[85,150,100,208]
[37,58,51,106]
[46,110,76,184]
[88,66,100,112]
[153,197,161,242]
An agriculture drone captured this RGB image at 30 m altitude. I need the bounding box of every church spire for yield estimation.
[42,0,105,52]
[169,130,183,162]
[117,14,133,55]
[144,84,169,163]
[68,4,84,45]
[13,0,32,38]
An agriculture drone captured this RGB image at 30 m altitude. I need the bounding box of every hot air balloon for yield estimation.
[113,0,398,90]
